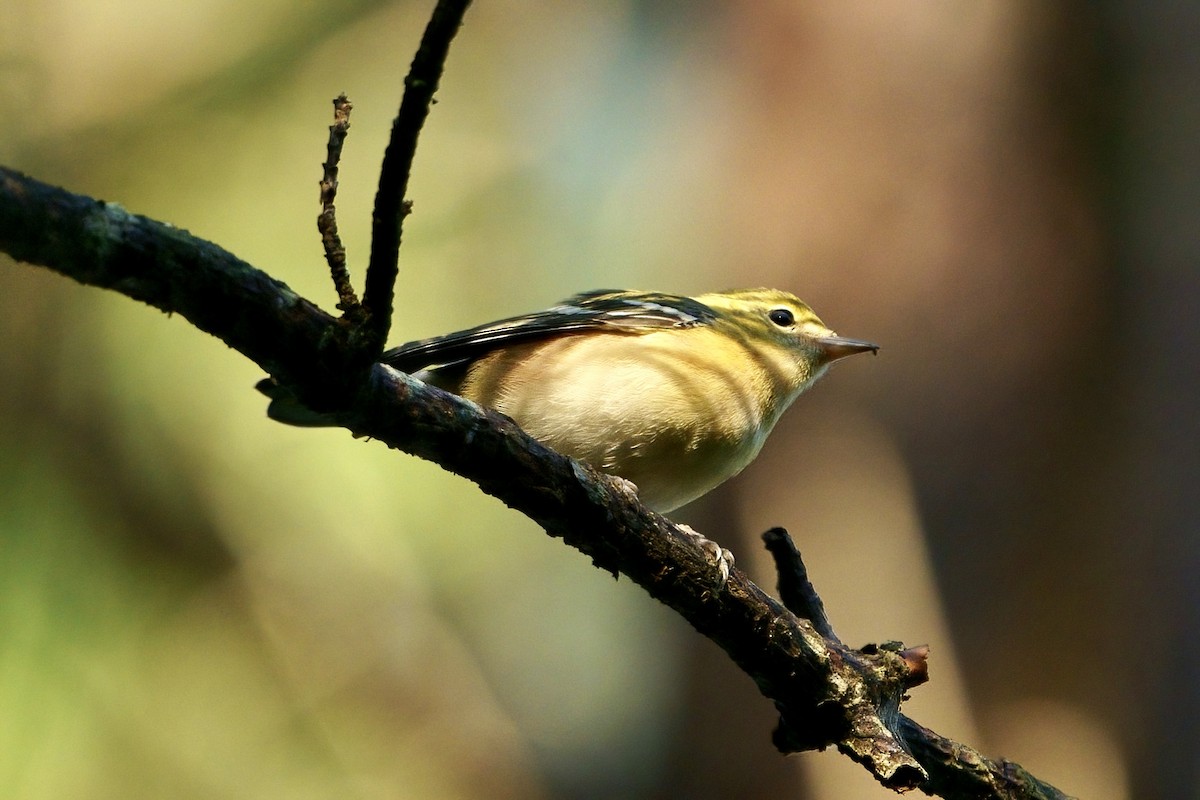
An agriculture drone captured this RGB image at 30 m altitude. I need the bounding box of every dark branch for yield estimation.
[0,164,1072,798]
[762,527,929,788]
[0,168,340,394]
[900,716,1074,800]
[0,7,1073,792]
[762,526,838,640]
[361,0,471,354]
[319,93,359,318]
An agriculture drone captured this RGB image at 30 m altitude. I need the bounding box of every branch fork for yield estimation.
[0,1,1073,796]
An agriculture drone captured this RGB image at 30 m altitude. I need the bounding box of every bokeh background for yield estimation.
[1,1,1195,798]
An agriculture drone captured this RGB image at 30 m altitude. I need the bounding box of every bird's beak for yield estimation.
[813,335,879,364]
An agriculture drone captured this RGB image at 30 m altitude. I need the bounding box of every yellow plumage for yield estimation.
[261,289,877,512]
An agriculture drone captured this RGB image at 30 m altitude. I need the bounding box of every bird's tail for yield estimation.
[255,379,338,427]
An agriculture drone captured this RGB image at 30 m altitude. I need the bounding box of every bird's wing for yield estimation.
[381,290,717,373]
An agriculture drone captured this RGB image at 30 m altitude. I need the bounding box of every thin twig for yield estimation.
[762,526,838,639]
[361,0,472,354]
[318,93,360,317]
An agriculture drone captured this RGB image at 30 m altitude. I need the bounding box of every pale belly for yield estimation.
[457,332,781,512]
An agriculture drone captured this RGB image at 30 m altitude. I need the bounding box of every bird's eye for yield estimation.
[768,308,795,327]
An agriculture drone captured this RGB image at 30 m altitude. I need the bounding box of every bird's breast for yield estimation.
[459,330,782,511]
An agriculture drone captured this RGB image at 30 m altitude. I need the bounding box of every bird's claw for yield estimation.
[678,524,735,588]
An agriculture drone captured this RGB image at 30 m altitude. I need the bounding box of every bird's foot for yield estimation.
[678,524,735,588]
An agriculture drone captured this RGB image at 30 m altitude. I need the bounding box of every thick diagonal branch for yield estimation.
[0,165,1070,799]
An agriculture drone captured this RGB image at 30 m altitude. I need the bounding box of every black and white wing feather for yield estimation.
[381,290,717,373]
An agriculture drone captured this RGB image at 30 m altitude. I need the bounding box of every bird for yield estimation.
[260,288,877,513]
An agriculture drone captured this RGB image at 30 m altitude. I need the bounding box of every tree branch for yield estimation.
[0,3,1071,794]
[0,168,340,392]
[900,716,1072,799]
[319,93,359,317]
[361,0,471,355]
[0,163,1071,799]
[763,526,838,640]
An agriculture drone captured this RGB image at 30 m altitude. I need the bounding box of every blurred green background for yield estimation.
[2,2,1195,798]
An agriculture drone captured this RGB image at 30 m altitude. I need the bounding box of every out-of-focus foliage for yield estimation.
[4,1,1195,798]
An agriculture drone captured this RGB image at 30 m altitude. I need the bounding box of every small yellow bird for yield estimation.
[261,289,876,512]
